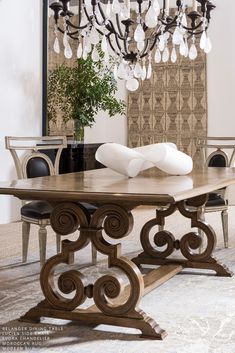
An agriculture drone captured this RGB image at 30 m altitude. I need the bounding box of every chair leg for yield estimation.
[56,233,61,253]
[22,221,30,262]
[91,244,97,265]
[221,209,228,248]
[38,225,47,266]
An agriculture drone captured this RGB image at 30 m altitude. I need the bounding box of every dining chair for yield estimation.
[195,137,235,248]
[5,136,97,266]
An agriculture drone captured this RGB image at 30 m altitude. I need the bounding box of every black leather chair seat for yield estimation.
[186,192,226,209]
[206,193,226,207]
[21,201,53,219]
[80,202,97,214]
[21,201,97,220]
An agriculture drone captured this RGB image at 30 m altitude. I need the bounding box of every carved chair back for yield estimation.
[197,137,235,169]
[197,137,235,200]
[5,136,67,180]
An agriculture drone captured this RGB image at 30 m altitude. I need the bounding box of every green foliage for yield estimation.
[47,56,126,129]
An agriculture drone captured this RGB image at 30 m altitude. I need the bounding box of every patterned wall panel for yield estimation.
[128,41,207,165]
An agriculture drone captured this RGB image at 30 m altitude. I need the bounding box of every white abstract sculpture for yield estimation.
[95,143,193,177]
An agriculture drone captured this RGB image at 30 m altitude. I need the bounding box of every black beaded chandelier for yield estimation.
[49,0,215,91]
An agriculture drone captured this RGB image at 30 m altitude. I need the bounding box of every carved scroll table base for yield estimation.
[132,195,232,278]
[19,195,232,340]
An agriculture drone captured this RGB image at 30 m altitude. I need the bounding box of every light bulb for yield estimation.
[189,43,197,60]
[141,65,147,81]
[173,27,183,45]
[137,41,145,51]
[64,44,73,59]
[146,63,152,79]
[91,46,100,62]
[204,37,212,53]
[171,47,177,63]
[152,0,160,16]
[184,39,189,57]
[126,78,139,91]
[53,37,60,54]
[162,47,170,63]
[134,24,145,42]
[83,49,88,60]
[90,27,100,45]
[84,38,92,53]
[200,31,207,50]
[134,62,142,78]
[63,31,68,47]
[154,48,161,63]
[77,42,83,58]
[145,6,158,28]
[159,35,165,51]
[101,35,108,52]
[179,40,186,56]
[181,13,187,28]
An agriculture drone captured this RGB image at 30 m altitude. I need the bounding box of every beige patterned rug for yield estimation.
[1,206,235,353]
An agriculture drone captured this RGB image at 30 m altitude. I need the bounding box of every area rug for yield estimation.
[0,206,235,353]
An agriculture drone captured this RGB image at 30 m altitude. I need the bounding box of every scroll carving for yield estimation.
[178,195,216,261]
[41,202,144,318]
[91,204,143,317]
[134,194,232,276]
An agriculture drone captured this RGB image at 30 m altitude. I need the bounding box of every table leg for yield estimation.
[20,202,166,339]
[133,195,232,277]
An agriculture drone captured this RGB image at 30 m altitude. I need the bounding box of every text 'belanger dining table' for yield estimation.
[0,167,235,339]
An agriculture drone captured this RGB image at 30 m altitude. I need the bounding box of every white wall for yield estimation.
[0,0,42,223]
[207,0,235,135]
[84,80,128,145]
[207,0,235,203]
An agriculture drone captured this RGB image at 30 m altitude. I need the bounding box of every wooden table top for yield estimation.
[0,167,235,204]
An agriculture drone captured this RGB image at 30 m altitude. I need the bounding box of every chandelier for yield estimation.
[49,0,215,91]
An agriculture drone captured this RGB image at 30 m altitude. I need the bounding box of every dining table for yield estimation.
[0,166,234,340]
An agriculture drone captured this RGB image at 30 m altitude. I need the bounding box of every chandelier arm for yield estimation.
[95,27,106,36]
[92,5,106,27]
[114,33,125,54]
[140,41,150,59]
[181,21,205,32]
[105,20,126,41]
[161,0,167,20]
[115,14,124,39]
[97,2,107,23]
[106,34,122,58]
[186,28,206,37]
[67,29,79,37]
[142,36,159,60]
[65,19,89,30]
[68,34,79,40]
[158,15,177,27]
[56,24,79,38]
[123,39,129,56]
[57,26,66,35]
[147,33,161,53]
[83,5,93,23]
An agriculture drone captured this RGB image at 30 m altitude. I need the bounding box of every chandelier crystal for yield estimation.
[49,0,215,91]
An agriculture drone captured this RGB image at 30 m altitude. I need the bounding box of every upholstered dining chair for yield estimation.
[195,137,235,248]
[5,136,97,266]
